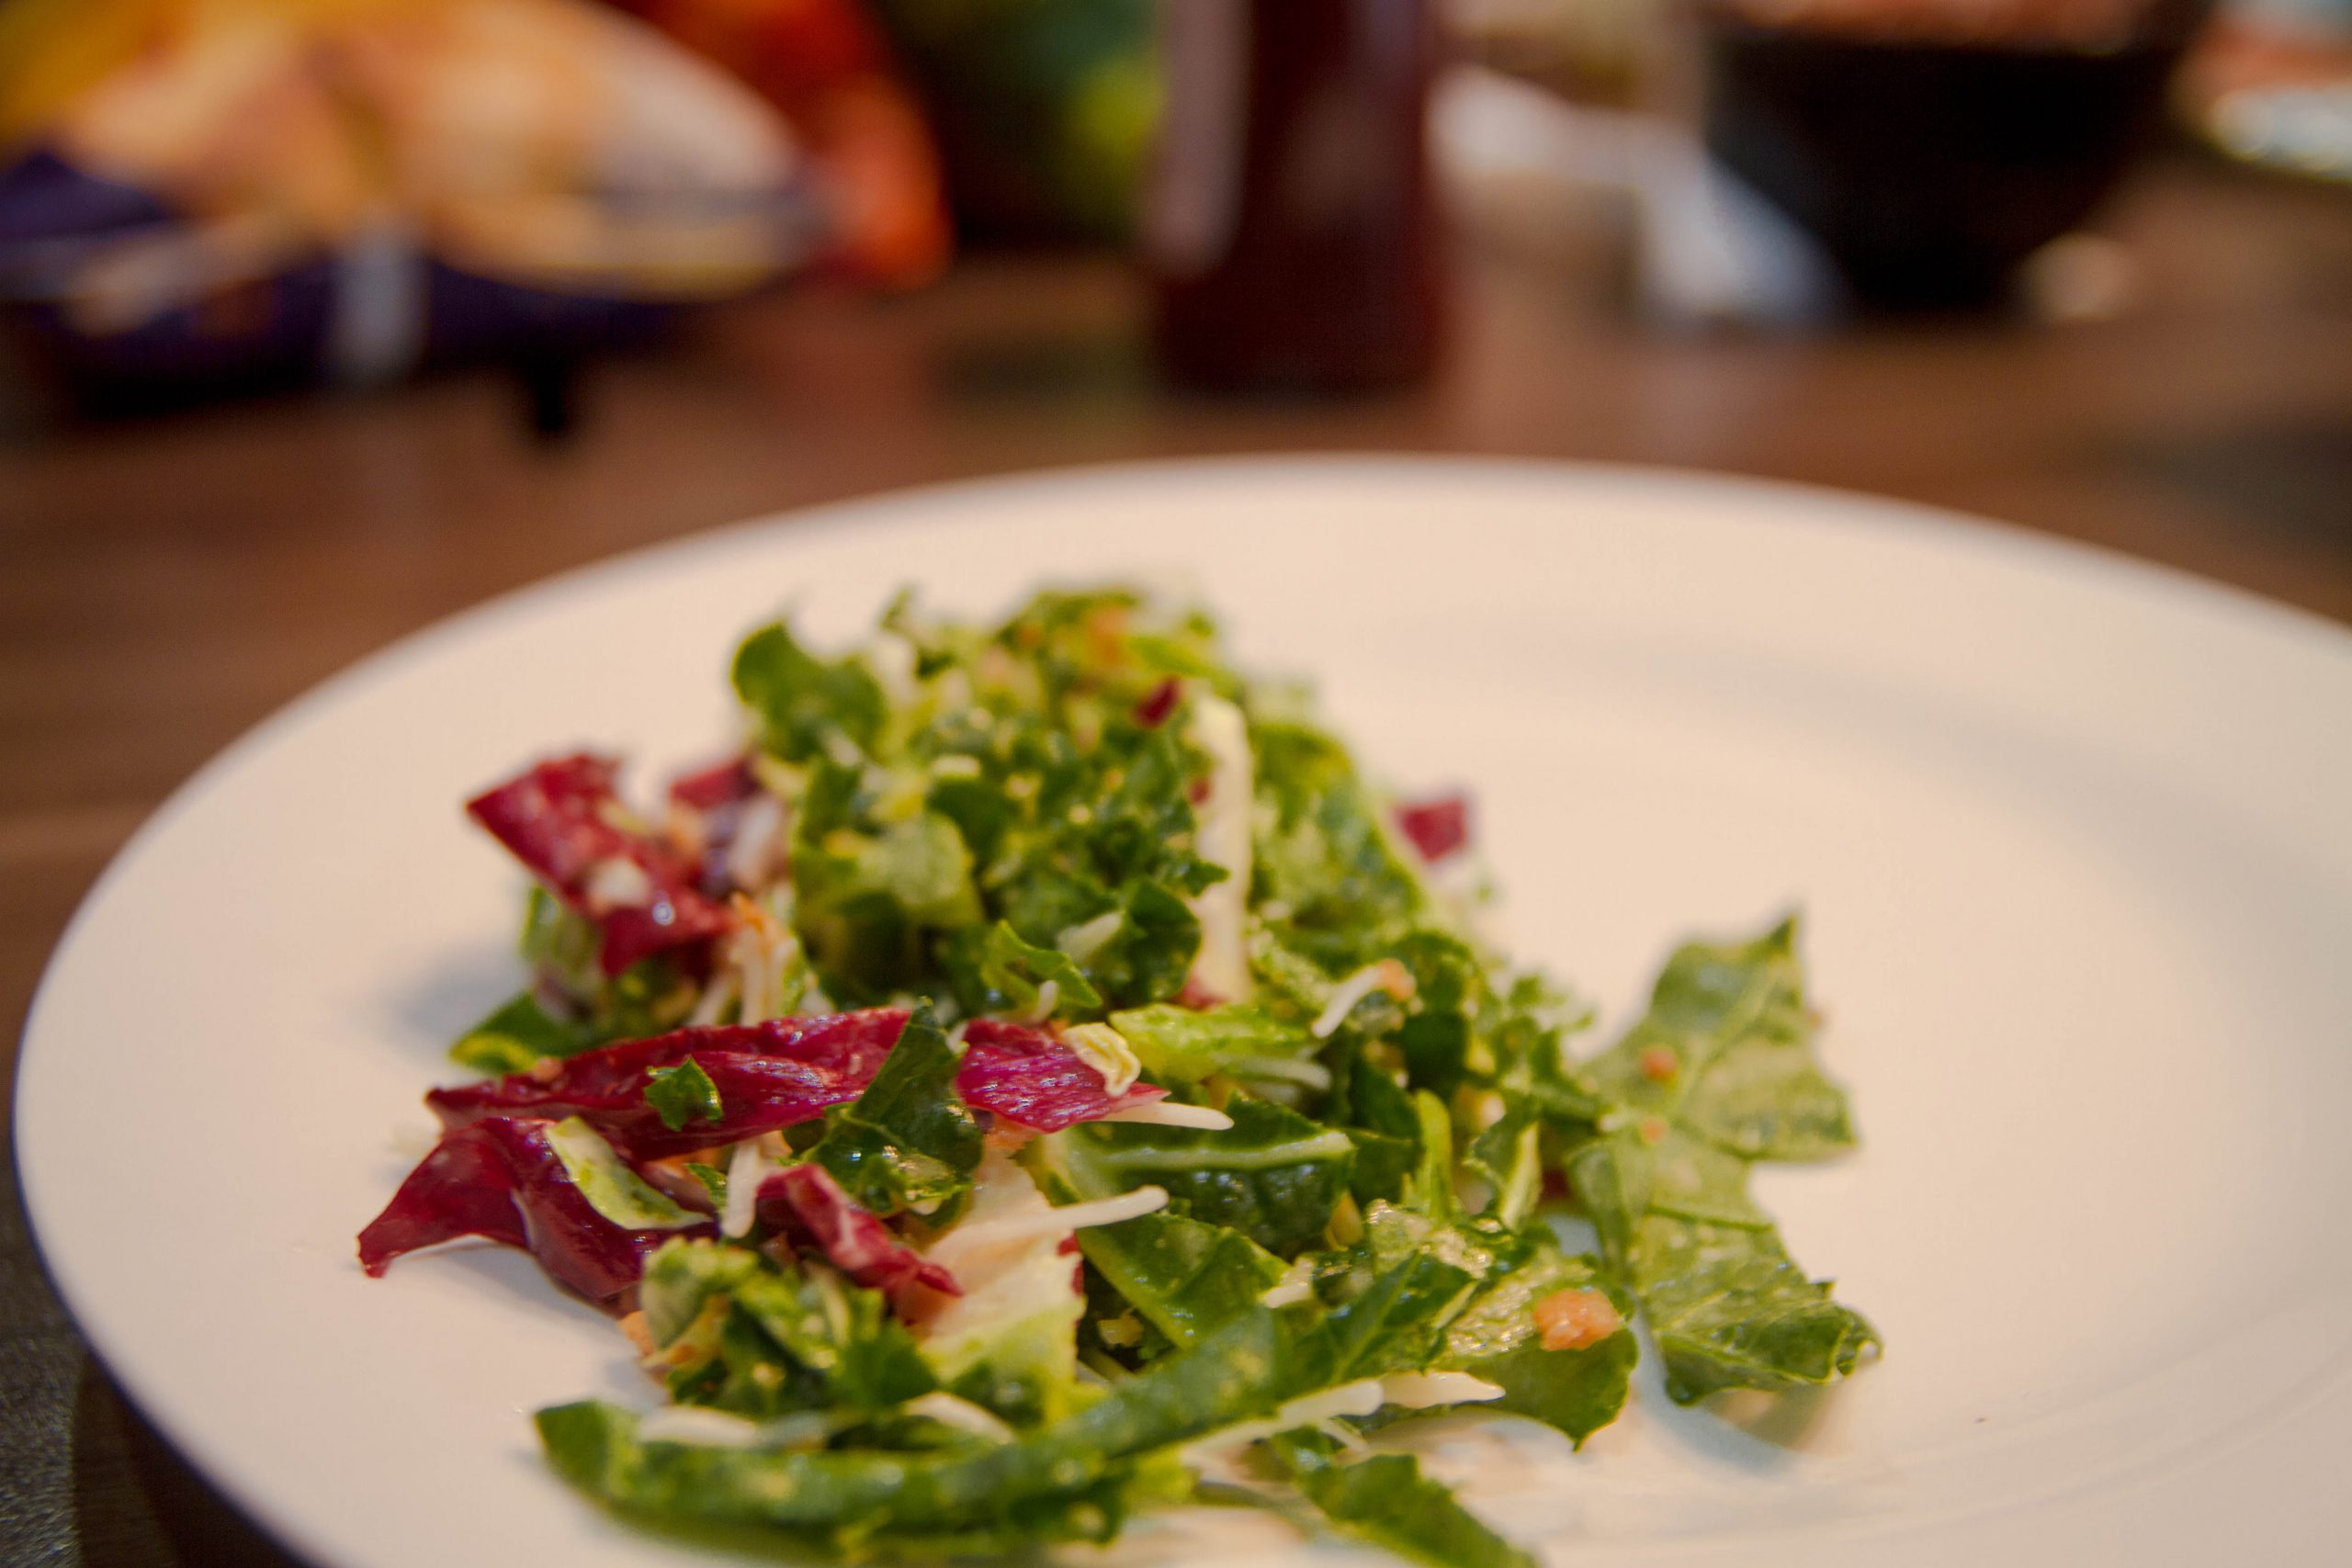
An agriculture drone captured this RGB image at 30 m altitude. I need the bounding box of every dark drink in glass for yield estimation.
[1147,0,1443,391]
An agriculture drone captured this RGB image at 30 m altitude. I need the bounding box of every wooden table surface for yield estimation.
[4,152,2348,1565]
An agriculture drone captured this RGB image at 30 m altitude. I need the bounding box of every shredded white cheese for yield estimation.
[1380,1371,1506,1409]
[582,856,654,912]
[1311,960,1404,1038]
[1233,1055,1333,1090]
[1099,1101,1235,1131]
[904,1392,1017,1445]
[1259,1257,1316,1309]
[723,793,786,892]
[912,1155,1086,1383]
[1185,693,1255,1003]
[639,1405,834,1450]
[720,1138,771,1239]
[686,970,740,1028]
[1178,1379,1388,1465]
[1060,1021,1142,1098]
[1054,909,1125,966]
[933,1186,1169,1263]
[636,1407,766,1447]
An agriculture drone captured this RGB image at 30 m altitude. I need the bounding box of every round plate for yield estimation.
[19,458,2352,1567]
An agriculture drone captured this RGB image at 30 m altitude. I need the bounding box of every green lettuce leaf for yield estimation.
[1567,917,1875,1403]
[1081,878,1204,1008]
[1329,1048,1423,1207]
[1266,1431,1536,1568]
[1249,718,1429,976]
[807,1008,981,1217]
[543,1119,701,1233]
[539,1305,1303,1548]
[1436,1236,1635,1445]
[1629,1214,1879,1403]
[1042,1092,1357,1256]
[640,1239,934,1418]
[732,619,888,762]
[1106,1003,1320,1086]
[446,990,588,1076]
[644,1059,723,1134]
[1046,1196,1285,1351]
[518,887,698,1043]
[793,810,980,1000]
[1582,916,1852,1163]
[942,919,1102,1022]
[1306,1230,1481,1383]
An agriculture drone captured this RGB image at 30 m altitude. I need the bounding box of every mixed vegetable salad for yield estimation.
[359,587,1877,1565]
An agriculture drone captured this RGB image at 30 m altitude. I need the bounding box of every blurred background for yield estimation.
[1,2,2349,1559]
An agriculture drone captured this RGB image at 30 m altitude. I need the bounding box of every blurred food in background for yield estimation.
[866,0,1160,243]
[1451,0,1672,105]
[606,0,950,282]
[0,0,943,411]
[2178,0,2352,182]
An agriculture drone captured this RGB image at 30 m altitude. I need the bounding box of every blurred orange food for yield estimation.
[609,0,951,287]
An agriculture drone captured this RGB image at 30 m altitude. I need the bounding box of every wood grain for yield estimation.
[2,153,2346,1566]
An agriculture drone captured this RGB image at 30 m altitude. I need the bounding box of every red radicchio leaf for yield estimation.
[356,1117,703,1307]
[466,753,733,976]
[669,755,758,812]
[427,1010,910,1161]
[667,754,771,897]
[954,1019,1167,1133]
[755,1164,960,1311]
[1134,676,1182,728]
[1394,793,1471,863]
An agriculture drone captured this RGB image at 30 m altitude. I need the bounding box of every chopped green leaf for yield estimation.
[685,1162,729,1211]
[544,1119,702,1234]
[640,1240,934,1419]
[1630,1214,1879,1402]
[1267,1431,1537,1568]
[1569,917,1876,1402]
[1024,1155,1285,1349]
[644,1059,723,1133]
[447,990,587,1077]
[1044,1093,1357,1256]
[1437,1237,1634,1446]
[732,619,888,762]
[944,919,1103,1021]
[808,1007,982,1217]
[794,811,981,1000]
[1107,1003,1320,1086]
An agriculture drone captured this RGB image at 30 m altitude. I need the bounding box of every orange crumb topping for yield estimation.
[1534,1288,1623,1351]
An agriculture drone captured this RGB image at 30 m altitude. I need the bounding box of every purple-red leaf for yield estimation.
[1134,676,1182,728]
[666,754,776,897]
[755,1164,960,1311]
[955,1019,1167,1133]
[1394,793,1471,863]
[466,753,733,976]
[428,1011,910,1161]
[668,755,758,812]
[356,1117,703,1307]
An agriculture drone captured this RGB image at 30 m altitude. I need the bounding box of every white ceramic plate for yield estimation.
[19,458,2352,1568]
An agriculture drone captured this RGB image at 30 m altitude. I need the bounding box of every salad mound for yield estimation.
[361,586,1877,1565]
